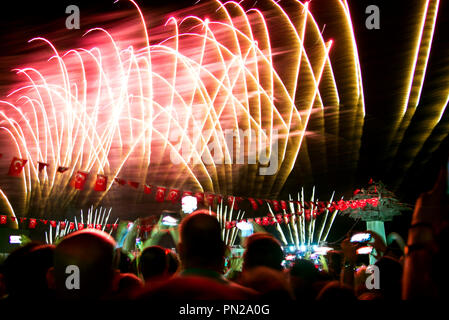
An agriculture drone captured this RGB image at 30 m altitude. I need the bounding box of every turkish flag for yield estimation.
[28,218,37,229]
[74,171,88,190]
[144,184,153,194]
[128,181,139,189]
[57,166,69,173]
[281,201,287,211]
[276,214,283,223]
[94,174,108,191]
[255,217,261,225]
[272,200,280,212]
[155,187,166,202]
[0,215,6,224]
[69,222,75,230]
[195,192,204,204]
[262,217,269,226]
[248,198,258,211]
[227,196,236,208]
[60,221,66,229]
[114,177,126,185]
[87,224,93,229]
[38,162,48,172]
[205,194,215,206]
[113,224,118,230]
[50,220,57,227]
[8,157,27,177]
[77,223,84,230]
[95,224,101,230]
[182,191,193,198]
[168,189,180,203]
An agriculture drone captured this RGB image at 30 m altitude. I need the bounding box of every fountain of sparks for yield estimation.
[0,0,365,222]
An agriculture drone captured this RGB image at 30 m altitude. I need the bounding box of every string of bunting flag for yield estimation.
[0,215,119,230]
[1,154,379,214]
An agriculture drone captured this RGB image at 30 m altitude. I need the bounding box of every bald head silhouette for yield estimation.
[50,229,117,299]
[178,210,225,272]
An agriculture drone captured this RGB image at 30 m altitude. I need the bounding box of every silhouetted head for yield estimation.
[3,243,54,299]
[178,210,225,272]
[240,266,293,300]
[116,248,132,273]
[49,229,117,299]
[326,250,343,279]
[289,258,321,300]
[316,281,357,301]
[167,250,180,275]
[243,233,284,271]
[113,273,143,299]
[375,256,402,299]
[139,246,168,281]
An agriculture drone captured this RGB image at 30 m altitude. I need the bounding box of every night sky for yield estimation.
[0,0,448,242]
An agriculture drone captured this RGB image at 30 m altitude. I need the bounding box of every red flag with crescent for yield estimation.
[155,187,166,202]
[94,174,108,191]
[144,184,153,194]
[74,171,88,190]
[8,157,27,177]
[168,189,181,203]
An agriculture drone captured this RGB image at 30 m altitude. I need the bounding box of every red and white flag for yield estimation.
[182,191,193,198]
[168,189,180,203]
[114,177,126,186]
[128,181,139,189]
[38,162,49,172]
[205,193,215,206]
[144,184,153,194]
[195,192,204,204]
[280,200,287,211]
[28,218,37,229]
[227,196,237,209]
[74,171,88,190]
[155,187,166,202]
[57,166,69,173]
[248,198,258,211]
[0,215,7,224]
[272,200,280,212]
[8,157,27,177]
[94,174,108,192]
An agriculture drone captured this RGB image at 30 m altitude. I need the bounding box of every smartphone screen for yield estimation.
[350,233,372,243]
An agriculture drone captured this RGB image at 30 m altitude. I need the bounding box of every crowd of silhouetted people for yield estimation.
[0,167,448,301]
